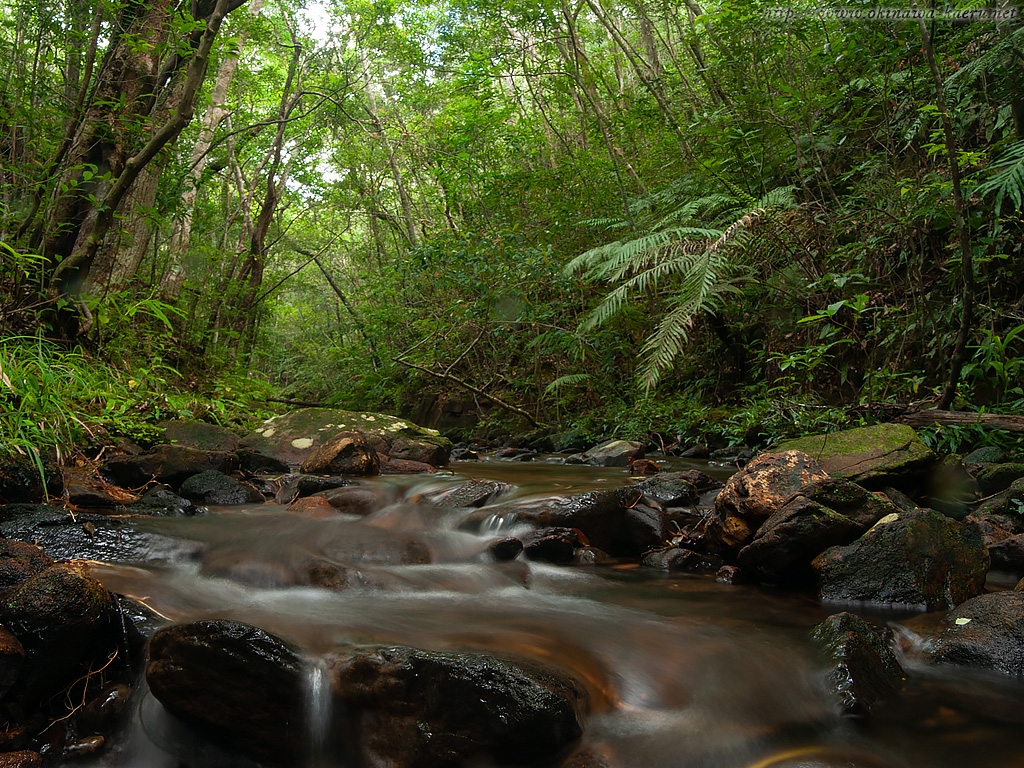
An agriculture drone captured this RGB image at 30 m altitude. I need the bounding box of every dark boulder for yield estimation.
[415,479,513,509]
[146,620,307,767]
[736,478,899,585]
[0,626,24,702]
[810,612,904,716]
[706,451,829,556]
[299,432,380,476]
[520,528,584,564]
[973,462,1024,496]
[642,548,724,574]
[119,484,204,516]
[328,645,585,768]
[0,455,62,504]
[102,445,239,489]
[461,487,656,557]
[0,563,117,701]
[178,470,264,505]
[380,457,437,473]
[812,509,989,610]
[988,534,1024,573]
[488,537,523,561]
[273,475,353,504]
[449,447,479,461]
[629,473,699,507]
[930,591,1024,676]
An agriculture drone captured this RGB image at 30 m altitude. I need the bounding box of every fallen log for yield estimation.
[900,409,1024,433]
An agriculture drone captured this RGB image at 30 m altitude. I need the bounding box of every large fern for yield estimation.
[974,139,1024,217]
[566,185,797,389]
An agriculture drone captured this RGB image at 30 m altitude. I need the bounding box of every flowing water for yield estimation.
[78,459,1024,768]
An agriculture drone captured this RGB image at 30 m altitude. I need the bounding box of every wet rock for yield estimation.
[494,447,518,458]
[715,565,744,584]
[115,595,165,663]
[63,736,104,758]
[573,546,612,565]
[179,470,264,505]
[0,562,117,701]
[643,548,724,574]
[810,612,904,716]
[461,487,652,557]
[0,455,63,504]
[622,502,672,553]
[629,473,699,507]
[273,475,353,504]
[299,432,380,476]
[147,620,306,767]
[416,479,513,509]
[488,537,523,561]
[509,451,538,462]
[120,484,204,516]
[380,457,437,473]
[736,478,899,585]
[558,743,619,768]
[0,505,201,564]
[988,534,1024,573]
[930,591,1024,676]
[77,683,132,736]
[236,449,290,474]
[328,645,585,768]
[0,540,53,590]
[102,444,239,489]
[706,451,829,556]
[521,528,585,564]
[315,486,388,515]
[973,462,1024,496]
[775,423,936,489]
[0,626,24,701]
[0,752,40,768]
[580,440,644,468]
[157,419,240,452]
[287,496,336,518]
[240,407,451,468]
[812,509,989,610]
[449,447,479,461]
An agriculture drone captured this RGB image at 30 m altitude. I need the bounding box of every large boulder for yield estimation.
[157,419,240,452]
[0,540,54,590]
[146,620,307,767]
[812,509,989,610]
[240,408,451,468]
[706,451,829,555]
[328,645,585,768]
[810,612,904,716]
[102,444,239,489]
[0,562,117,701]
[930,591,1024,676]
[299,432,380,476]
[774,423,936,489]
[736,478,900,585]
[579,440,645,468]
[178,470,264,505]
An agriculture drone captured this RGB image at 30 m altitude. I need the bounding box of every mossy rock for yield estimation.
[157,420,240,452]
[239,408,451,468]
[775,423,936,488]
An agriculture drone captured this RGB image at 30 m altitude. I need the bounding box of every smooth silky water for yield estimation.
[77,459,1024,768]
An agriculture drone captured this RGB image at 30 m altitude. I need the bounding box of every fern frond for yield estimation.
[975,139,1024,214]
[543,373,591,395]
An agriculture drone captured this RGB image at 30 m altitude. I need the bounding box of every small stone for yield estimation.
[488,537,523,561]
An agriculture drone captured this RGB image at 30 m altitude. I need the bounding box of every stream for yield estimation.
[77,458,1024,768]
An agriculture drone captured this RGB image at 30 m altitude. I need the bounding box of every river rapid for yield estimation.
[77,459,1024,768]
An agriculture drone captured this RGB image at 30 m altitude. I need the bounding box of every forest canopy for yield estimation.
[1,0,1023,451]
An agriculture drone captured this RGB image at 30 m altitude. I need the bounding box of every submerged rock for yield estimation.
[706,451,829,556]
[240,407,451,468]
[810,612,904,716]
[774,423,936,489]
[328,645,586,768]
[147,620,307,767]
[812,509,989,610]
